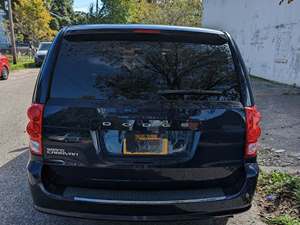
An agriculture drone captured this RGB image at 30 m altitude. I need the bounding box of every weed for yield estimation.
[266,215,300,225]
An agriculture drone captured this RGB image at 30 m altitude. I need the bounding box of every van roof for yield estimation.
[65,24,225,36]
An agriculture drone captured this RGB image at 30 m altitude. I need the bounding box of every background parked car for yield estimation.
[34,42,52,67]
[0,53,9,80]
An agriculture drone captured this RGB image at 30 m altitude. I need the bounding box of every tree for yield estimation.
[47,0,75,30]
[131,0,202,27]
[73,11,88,25]
[82,0,136,24]
[81,0,202,26]
[13,0,55,43]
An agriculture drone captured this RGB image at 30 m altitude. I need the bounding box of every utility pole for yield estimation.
[7,0,17,64]
[96,0,99,14]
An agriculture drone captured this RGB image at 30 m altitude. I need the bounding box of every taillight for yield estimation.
[26,104,44,155]
[245,106,261,158]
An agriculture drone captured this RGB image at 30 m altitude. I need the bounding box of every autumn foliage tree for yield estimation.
[76,0,202,27]
[13,0,55,43]
[130,0,202,27]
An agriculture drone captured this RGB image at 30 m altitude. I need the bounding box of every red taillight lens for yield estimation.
[26,104,44,155]
[26,121,41,138]
[27,105,42,121]
[245,106,261,158]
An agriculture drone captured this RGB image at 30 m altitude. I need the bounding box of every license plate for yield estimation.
[123,134,168,155]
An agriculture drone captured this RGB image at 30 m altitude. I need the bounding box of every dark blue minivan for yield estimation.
[26,25,261,224]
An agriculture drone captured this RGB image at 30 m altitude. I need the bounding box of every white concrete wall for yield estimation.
[202,0,300,86]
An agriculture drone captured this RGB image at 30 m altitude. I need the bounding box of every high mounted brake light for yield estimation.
[245,106,261,159]
[26,104,44,155]
[133,29,161,34]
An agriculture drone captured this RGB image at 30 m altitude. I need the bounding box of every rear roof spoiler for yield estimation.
[63,25,228,45]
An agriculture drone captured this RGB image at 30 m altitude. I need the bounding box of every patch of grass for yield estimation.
[266,215,300,225]
[8,55,35,71]
[259,171,300,205]
[258,171,300,222]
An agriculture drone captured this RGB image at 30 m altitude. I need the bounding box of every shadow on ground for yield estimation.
[0,151,215,225]
[8,147,28,154]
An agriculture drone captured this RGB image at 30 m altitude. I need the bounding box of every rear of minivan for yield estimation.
[27,25,261,222]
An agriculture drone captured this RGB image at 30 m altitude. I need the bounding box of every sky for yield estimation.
[73,0,94,12]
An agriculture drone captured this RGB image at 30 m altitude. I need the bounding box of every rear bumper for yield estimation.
[28,161,258,221]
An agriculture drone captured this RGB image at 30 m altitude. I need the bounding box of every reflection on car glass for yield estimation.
[51,41,240,102]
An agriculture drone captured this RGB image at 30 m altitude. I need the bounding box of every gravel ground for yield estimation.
[3,70,299,225]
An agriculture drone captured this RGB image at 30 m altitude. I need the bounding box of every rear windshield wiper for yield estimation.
[157,89,223,95]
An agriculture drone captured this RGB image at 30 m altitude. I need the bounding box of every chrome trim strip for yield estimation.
[90,130,100,154]
[73,196,227,205]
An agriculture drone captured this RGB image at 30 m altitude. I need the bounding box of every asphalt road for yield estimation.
[0,69,299,225]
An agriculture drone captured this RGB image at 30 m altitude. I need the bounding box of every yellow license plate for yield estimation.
[123,134,168,155]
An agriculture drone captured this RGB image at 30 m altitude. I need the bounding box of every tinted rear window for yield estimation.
[50,37,241,102]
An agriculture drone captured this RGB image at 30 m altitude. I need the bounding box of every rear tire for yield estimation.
[1,67,9,80]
